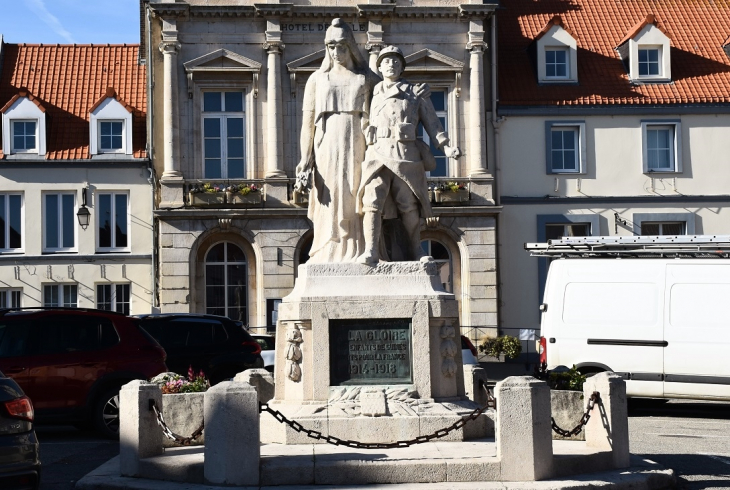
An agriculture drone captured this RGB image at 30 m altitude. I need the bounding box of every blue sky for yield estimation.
[1,0,140,45]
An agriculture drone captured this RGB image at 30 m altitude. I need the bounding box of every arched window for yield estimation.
[421,239,452,293]
[205,242,247,321]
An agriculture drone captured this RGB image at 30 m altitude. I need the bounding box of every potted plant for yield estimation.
[434,181,469,203]
[226,183,262,205]
[189,183,225,206]
[478,334,522,361]
[150,367,210,447]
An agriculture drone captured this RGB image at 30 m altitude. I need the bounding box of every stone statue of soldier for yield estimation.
[357,46,460,266]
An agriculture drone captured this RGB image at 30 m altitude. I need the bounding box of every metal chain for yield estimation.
[259,384,495,449]
[550,391,601,437]
[149,399,205,446]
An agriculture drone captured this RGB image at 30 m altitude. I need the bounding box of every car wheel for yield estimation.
[93,387,122,439]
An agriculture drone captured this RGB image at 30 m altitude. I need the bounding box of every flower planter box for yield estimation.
[434,189,469,203]
[189,192,226,206]
[161,392,205,448]
[550,390,586,441]
[227,192,262,206]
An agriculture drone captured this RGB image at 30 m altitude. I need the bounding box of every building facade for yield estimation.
[145,0,501,346]
[496,1,730,364]
[0,41,153,314]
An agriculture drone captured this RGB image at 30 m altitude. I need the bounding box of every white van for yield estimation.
[528,235,730,401]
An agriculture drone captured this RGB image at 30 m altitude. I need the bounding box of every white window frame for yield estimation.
[200,90,247,180]
[536,24,578,84]
[96,283,131,315]
[638,47,661,77]
[97,120,126,154]
[627,24,671,83]
[0,288,22,308]
[641,121,681,173]
[2,96,46,156]
[0,193,23,253]
[42,192,77,253]
[417,88,451,178]
[545,121,586,174]
[43,284,78,308]
[10,120,39,153]
[96,191,130,252]
[89,97,133,155]
[204,241,248,321]
[544,47,570,80]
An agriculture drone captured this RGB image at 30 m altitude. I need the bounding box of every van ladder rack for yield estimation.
[525,235,730,258]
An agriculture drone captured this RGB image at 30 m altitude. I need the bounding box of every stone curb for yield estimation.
[75,455,675,490]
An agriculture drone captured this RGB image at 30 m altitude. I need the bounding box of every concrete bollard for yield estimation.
[119,380,162,477]
[463,364,489,407]
[583,372,630,468]
[204,381,260,486]
[234,368,275,403]
[496,376,553,481]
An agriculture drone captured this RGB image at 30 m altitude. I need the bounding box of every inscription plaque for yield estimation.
[330,319,412,386]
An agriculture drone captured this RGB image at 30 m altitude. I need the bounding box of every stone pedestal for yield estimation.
[264,260,492,444]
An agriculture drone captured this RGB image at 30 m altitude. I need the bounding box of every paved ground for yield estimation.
[629,399,730,489]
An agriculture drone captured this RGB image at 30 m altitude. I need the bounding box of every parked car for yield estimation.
[0,370,40,490]
[0,308,167,438]
[461,335,479,365]
[251,334,275,372]
[135,313,263,384]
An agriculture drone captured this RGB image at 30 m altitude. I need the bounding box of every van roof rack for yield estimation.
[525,235,730,258]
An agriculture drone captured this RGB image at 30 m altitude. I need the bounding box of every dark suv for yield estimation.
[0,308,168,438]
[135,313,263,384]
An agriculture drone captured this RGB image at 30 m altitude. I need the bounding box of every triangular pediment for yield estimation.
[184,49,261,73]
[404,49,464,72]
[287,49,326,73]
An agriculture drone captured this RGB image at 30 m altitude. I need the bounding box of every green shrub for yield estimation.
[478,335,522,360]
[547,365,586,391]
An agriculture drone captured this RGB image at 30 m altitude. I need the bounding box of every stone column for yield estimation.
[204,381,260,486]
[264,40,286,178]
[119,381,162,477]
[159,38,182,181]
[496,376,553,481]
[584,372,630,469]
[467,17,489,178]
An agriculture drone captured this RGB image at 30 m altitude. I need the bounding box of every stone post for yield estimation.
[159,30,182,181]
[204,381,260,486]
[584,372,630,468]
[119,380,162,477]
[264,37,286,178]
[234,368,275,403]
[496,376,553,481]
[467,20,489,177]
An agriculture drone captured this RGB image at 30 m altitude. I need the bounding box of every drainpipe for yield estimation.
[146,3,159,311]
[491,14,505,207]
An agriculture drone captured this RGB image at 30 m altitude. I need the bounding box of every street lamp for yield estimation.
[76,187,90,230]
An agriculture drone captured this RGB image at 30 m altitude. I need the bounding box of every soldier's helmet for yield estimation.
[376,45,407,70]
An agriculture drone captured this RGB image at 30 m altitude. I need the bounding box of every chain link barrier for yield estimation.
[259,383,496,449]
[149,399,204,446]
[550,391,600,437]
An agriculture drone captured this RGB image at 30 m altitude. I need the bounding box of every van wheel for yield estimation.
[93,387,122,439]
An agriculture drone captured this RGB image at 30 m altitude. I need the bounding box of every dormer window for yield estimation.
[638,47,661,76]
[89,88,133,156]
[12,121,37,152]
[545,47,569,79]
[99,121,124,152]
[617,15,671,83]
[534,17,578,84]
[1,90,46,157]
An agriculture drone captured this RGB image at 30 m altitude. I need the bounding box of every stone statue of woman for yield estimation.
[295,19,377,263]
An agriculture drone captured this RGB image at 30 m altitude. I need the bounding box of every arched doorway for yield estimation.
[204,241,248,321]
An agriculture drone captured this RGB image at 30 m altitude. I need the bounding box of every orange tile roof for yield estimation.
[498,0,730,107]
[0,44,147,159]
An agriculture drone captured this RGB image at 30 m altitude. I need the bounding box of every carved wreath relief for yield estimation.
[285,323,304,382]
[440,323,458,378]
